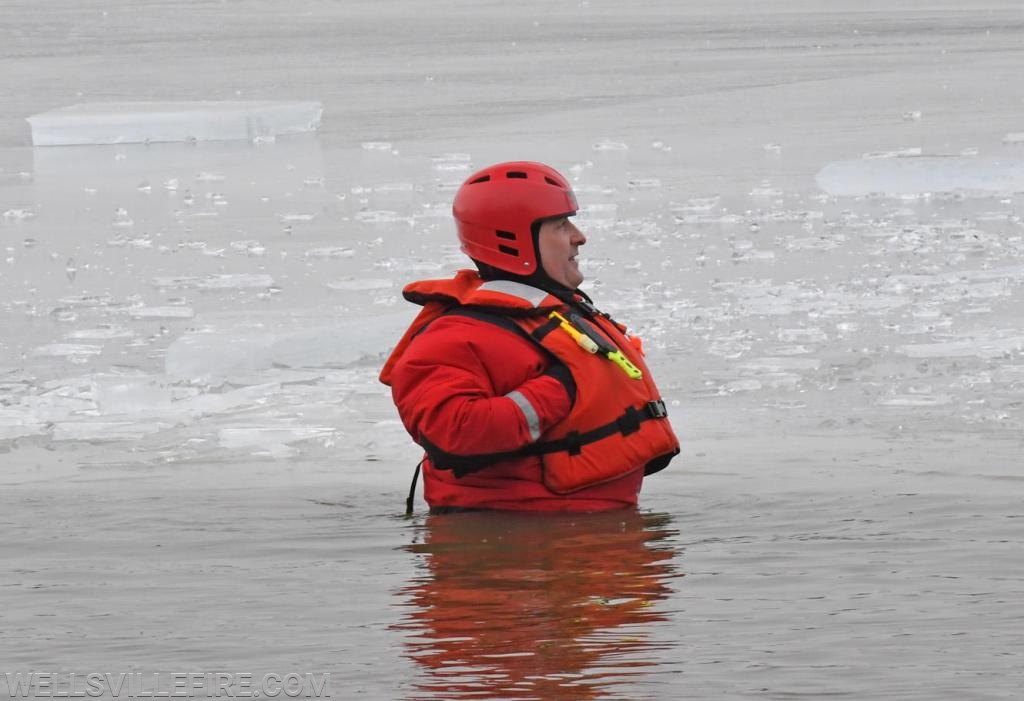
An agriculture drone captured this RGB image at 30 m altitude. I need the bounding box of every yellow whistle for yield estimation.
[549,311,599,353]
[548,311,643,380]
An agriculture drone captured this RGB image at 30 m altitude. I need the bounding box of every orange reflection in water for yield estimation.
[393,510,681,700]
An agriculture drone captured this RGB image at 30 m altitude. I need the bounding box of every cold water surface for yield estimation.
[3,1,1024,699]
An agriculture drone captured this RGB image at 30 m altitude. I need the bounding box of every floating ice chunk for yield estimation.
[579,203,617,215]
[0,409,46,441]
[433,153,471,163]
[750,181,783,197]
[152,274,275,290]
[778,328,828,343]
[431,153,472,172]
[52,420,167,441]
[355,210,408,224]
[130,306,195,320]
[55,294,116,309]
[672,196,720,213]
[327,278,393,291]
[66,325,134,340]
[373,182,415,193]
[417,203,450,219]
[27,101,322,146]
[754,372,803,390]
[739,357,821,372]
[901,111,923,121]
[374,258,443,273]
[173,383,282,418]
[897,334,1024,359]
[783,236,844,251]
[758,209,823,222]
[90,374,175,416]
[112,208,133,227]
[878,394,953,407]
[627,178,661,189]
[767,345,814,356]
[593,139,628,151]
[816,156,1024,196]
[362,141,394,151]
[33,343,103,358]
[305,247,354,259]
[763,400,807,410]
[732,248,775,262]
[3,208,35,220]
[724,379,762,393]
[182,208,219,220]
[164,311,415,380]
[1002,132,1024,144]
[992,365,1024,383]
[910,306,942,319]
[230,240,266,256]
[218,426,336,458]
[863,147,922,159]
[432,163,470,172]
[278,212,316,223]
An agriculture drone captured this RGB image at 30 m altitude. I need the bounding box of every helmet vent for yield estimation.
[505,171,528,179]
[470,175,491,184]
[495,230,516,240]
[497,244,519,256]
[544,176,562,187]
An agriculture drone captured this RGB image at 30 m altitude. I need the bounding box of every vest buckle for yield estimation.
[645,400,668,419]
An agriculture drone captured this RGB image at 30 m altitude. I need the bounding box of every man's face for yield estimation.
[537,216,587,289]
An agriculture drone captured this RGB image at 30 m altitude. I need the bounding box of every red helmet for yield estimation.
[453,161,578,274]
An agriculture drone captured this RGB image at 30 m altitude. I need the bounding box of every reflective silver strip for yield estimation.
[505,390,542,441]
[478,279,550,308]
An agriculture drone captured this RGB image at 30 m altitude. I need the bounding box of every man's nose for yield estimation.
[570,222,587,245]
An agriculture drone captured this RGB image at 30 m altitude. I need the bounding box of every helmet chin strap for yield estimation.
[473,260,568,292]
[472,259,594,313]
[472,218,591,305]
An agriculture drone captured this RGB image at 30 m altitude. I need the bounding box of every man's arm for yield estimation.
[390,319,573,462]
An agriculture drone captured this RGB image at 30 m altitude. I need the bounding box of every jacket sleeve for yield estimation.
[389,318,573,463]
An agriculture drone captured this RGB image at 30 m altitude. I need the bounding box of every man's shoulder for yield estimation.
[407,308,544,363]
[420,307,533,338]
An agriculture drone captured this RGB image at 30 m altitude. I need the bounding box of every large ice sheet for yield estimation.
[816,156,1024,196]
[26,101,322,146]
[164,312,415,381]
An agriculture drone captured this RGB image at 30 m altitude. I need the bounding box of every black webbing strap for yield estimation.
[530,316,562,342]
[421,399,670,477]
[444,305,535,334]
[525,399,668,458]
[405,459,423,517]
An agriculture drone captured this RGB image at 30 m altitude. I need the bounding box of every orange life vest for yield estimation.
[380,270,680,494]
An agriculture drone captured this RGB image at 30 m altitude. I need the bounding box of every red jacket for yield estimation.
[380,270,677,511]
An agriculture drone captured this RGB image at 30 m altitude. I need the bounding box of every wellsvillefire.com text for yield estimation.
[4,673,332,698]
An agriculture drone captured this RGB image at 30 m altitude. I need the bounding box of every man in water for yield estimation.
[380,161,679,514]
